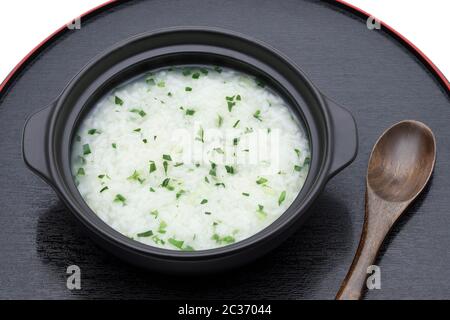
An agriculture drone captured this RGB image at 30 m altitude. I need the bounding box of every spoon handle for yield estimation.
[336,189,406,300]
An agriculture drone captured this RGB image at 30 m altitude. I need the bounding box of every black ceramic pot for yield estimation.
[23,27,357,274]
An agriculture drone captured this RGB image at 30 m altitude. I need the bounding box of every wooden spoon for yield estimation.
[336,120,436,300]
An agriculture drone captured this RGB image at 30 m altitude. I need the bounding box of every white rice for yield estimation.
[71,66,310,251]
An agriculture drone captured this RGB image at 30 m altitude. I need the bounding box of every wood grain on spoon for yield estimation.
[336,120,436,300]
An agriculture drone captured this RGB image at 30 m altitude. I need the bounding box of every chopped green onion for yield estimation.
[176,189,186,199]
[158,221,168,234]
[255,78,266,87]
[127,170,145,184]
[294,148,301,157]
[130,109,146,117]
[204,212,211,215]
[115,96,124,106]
[212,233,235,245]
[182,69,191,76]
[146,77,156,85]
[304,156,311,166]
[149,187,156,192]
[168,238,184,249]
[185,109,196,116]
[204,176,210,183]
[77,168,85,176]
[149,161,157,173]
[82,144,91,155]
[233,137,239,146]
[257,204,267,219]
[256,177,268,185]
[134,128,141,132]
[217,115,223,128]
[209,162,217,177]
[242,192,250,197]
[225,165,235,174]
[196,126,204,143]
[278,191,286,206]
[185,87,192,92]
[157,81,165,88]
[163,161,168,175]
[215,182,226,188]
[174,162,184,167]
[233,120,240,128]
[192,72,200,79]
[142,139,148,144]
[201,199,208,205]
[137,230,153,237]
[98,174,105,179]
[236,95,241,101]
[150,210,159,218]
[114,194,126,205]
[200,68,209,75]
[88,129,98,135]
[161,178,174,190]
[162,154,172,161]
[253,110,262,121]
[227,101,236,112]
[294,165,302,172]
[112,143,117,149]
[99,186,109,193]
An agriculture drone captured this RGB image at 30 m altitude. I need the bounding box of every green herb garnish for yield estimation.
[185,109,196,116]
[114,194,126,205]
[196,126,204,143]
[253,110,262,121]
[201,199,208,205]
[256,177,268,185]
[158,221,168,234]
[233,137,239,146]
[77,168,85,176]
[137,230,153,237]
[83,144,91,155]
[174,162,184,167]
[112,143,117,149]
[257,204,267,219]
[130,109,146,117]
[99,186,109,193]
[162,154,172,161]
[115,96,124,106]
[176,189,186,199]
[127,170,145,184]
[225,165,235,174]
[88,129,98,135]
[157,81,165,88]
[192,72,200,79]
[233,120,240,128]
[209,162,217,176]
[163,161,168,175]
[212,234,235,245]
[242,192,250,197]
[150,210,159,218]
[217,115,223,128]
[278,191,286,206]
[185,87,192,92]
[294,165,301,172]
[168,238,184,249]
[215,182,226,188]
[134,128,141,132]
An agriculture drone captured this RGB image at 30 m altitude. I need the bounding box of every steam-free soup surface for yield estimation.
[72,66,310,251]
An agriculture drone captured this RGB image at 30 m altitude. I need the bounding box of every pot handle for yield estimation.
[22,101,56,184]
[324,96,358,179]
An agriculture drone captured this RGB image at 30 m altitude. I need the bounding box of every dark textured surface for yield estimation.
[0,0,449,299]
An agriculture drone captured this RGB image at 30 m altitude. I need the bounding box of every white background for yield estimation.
[0,0,449,84]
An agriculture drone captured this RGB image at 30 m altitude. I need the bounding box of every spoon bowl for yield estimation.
[368,120,436,202]
[336,120,436,300]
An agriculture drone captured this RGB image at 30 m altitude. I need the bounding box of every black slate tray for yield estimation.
[0,0,449,300]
